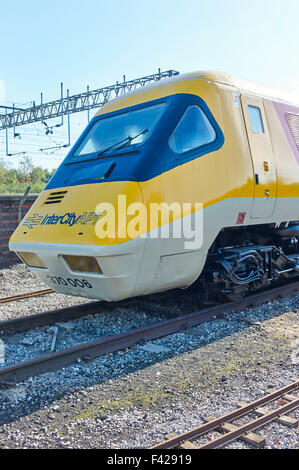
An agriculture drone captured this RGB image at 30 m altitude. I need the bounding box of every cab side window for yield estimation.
[169,105,216,154]
[248,106,264,134]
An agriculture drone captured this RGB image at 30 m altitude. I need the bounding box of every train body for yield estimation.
[9,71,299,301]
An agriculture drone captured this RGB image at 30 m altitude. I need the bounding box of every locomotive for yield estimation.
[9,71,299,301]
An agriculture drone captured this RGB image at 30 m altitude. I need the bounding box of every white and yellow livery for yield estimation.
[9,71,299,301]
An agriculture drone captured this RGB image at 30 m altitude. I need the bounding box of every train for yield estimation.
[9,71,299,302]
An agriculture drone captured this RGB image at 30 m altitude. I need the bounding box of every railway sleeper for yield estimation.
[152,380,299,449]
[238,401,298,429]
[165,433,199,450]
[204,416,266,448]
[165,420,265,449]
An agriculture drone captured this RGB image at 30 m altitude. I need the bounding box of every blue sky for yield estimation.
[1,0,299,169]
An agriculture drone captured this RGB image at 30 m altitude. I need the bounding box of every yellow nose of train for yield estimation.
[10,180,149,300]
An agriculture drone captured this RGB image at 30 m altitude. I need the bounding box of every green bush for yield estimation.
[0,157,56,194]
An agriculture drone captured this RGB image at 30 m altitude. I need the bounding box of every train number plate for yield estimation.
[46,275,93,289]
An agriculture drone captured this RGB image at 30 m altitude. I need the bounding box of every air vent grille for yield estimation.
[44,191,67,205]
[286,113,299,152]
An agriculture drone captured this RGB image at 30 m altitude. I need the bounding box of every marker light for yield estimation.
[62,255,102,274]
[17,252,47,269]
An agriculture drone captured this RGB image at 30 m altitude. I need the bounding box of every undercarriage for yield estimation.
[205,222,299,301]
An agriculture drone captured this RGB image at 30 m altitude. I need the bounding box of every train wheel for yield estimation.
[218,285,249,302]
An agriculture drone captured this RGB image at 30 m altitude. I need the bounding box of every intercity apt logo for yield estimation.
[23,211,101,229]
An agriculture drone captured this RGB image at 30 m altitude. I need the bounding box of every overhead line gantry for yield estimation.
[0,70,179,131]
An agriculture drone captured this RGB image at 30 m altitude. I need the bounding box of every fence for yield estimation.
[0,194,38,267]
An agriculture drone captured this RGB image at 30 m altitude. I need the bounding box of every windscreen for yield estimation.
[73,102,167,157]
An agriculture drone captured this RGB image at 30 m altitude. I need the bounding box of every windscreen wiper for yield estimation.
[97,129,149,156]
[66,129,149,166]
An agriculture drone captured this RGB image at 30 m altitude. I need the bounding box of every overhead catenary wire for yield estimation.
[0,69,179,167]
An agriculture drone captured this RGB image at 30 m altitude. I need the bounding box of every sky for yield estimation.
[0,0,299,169]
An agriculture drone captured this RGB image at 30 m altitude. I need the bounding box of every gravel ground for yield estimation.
[0,264,298,449]
[0,264,89,321]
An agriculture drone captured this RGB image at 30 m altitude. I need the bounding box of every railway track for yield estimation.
[151,379,299,449]
[0,280,298,389]
[0,289,54,304]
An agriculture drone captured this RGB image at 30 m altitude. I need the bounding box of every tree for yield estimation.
[19,157,34,176]
[0,158,57,194]
[30,166,46,184]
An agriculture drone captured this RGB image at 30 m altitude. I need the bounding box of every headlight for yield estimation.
[17,252,47,269]
[62,255,102,274]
